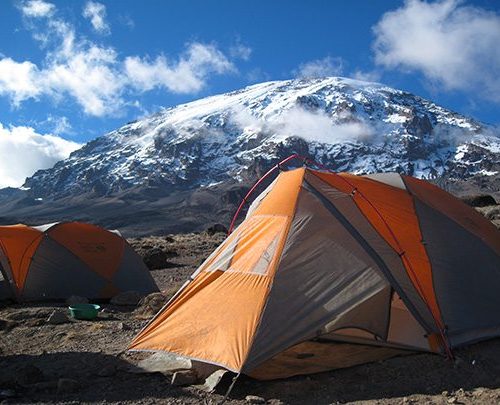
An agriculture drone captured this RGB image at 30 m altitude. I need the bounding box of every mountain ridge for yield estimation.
[2,76,499,235]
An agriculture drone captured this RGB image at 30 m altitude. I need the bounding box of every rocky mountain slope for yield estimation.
[2,77,500,235]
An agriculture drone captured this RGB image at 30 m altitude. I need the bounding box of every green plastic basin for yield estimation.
[68,304,101,320]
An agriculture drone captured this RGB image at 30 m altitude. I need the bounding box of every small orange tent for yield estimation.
[129,167,500,380]
[0,222,158,302]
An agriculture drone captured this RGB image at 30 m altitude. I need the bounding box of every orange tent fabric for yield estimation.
[0,222,158,302]
[129,168,500,379]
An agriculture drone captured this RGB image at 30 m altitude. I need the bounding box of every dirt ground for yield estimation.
[2,209,500,404]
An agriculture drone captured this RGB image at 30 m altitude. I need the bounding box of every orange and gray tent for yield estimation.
[129,167,500,380]
[0,222,158,302]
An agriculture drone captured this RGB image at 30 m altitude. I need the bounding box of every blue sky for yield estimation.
[0,0,499,187]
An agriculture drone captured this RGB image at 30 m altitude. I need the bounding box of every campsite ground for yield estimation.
[1,205,500,405]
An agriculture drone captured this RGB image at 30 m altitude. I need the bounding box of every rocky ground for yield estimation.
[1,198,500,405]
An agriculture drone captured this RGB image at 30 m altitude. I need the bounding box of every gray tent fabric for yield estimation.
[112,244,160,293]
[243,187,392,372]
[305,171,437,333]
[412,199,500,336]
[363,173,406,190]
[21,236,107,301]
[0,269,13,300]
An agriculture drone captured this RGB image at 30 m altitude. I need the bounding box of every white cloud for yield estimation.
[373,0,500,102]
[275,107,374,143]
[295,56,344,79]
[125,43,235,93]
[83,1,110,34]
[246,67,270,83]
[0,4,240,117]
[118,14,135,29]
[45,115,73,135]
[0,58,41,105]
[231,105,374,143]
[20,0,55,18]
[229,42,252,61]
[352,69,381,83]
[44,44,125,116]
[0,123,81,188]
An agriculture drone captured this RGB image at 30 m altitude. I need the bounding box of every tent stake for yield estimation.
[220,372,240,404]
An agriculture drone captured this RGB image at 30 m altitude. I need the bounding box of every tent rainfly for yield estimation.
[129,166,500,380]
[0,222,158,302]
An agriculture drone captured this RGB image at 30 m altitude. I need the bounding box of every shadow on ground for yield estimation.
[223,339,500,404]
[0,351,198,403]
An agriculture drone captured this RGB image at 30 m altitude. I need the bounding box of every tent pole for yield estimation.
[228,153,303,234]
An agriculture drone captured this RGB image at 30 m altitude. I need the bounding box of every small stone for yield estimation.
[135,292,169,318]
[245,395,266,404]
[47,309,69,325]
[97,311,114,320]
[24,318,44,327]
[15,364,44,386]
[0,318,18,331]
[115,322,129,331]
[56,378,79,394]
[66,295,89,305]
[97,365,116,377]
[142,248,178,270]
[442,391,449,397]
[267,400,285,405]
[206,224,228,235]
[447,397,457,404]
[29,380,58,392]
[110,291,143,306]
[0,389,16,399]
[171,370,198,386]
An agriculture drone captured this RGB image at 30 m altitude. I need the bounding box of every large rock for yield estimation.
[142,247,178,270]
[0,318,18,331]
[206,223,228,236]
[134,292,169,318]
[46,309,69,325]
[245,395,266,404]
[171,370,198,386]
[110,291,143,306]
[462,194,497,207]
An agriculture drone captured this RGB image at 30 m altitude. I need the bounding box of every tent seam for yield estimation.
[239,168,306,374]
[304,177,434,333]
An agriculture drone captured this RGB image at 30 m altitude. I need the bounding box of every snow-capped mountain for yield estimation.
[23,77,500,199]
[2,77,499,235]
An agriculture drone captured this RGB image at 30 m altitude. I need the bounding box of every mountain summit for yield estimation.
[5,77,500,234]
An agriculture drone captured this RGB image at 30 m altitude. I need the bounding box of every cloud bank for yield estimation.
[0,0,243,117]
[0,124,81,188]
[373,0,500,102]
[231,105,374,144]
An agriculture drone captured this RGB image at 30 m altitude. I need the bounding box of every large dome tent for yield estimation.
[0,221,158,302]
[129,155,500,382]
